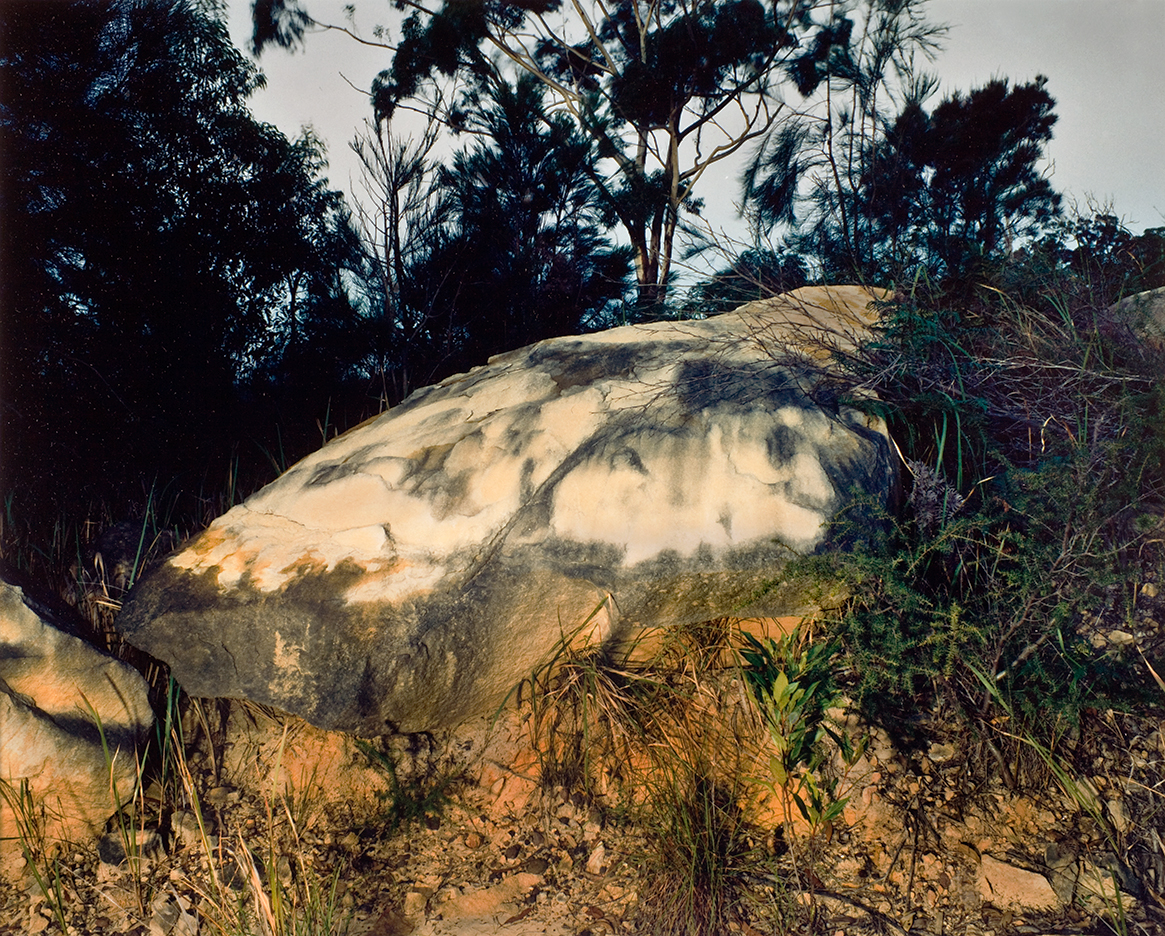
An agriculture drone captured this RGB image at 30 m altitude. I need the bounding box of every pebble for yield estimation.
[586,842,606,875]
[204,786,239,808]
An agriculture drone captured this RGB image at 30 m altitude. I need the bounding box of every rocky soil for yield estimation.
[3,588,1165,936]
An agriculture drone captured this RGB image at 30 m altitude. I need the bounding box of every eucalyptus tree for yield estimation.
[252,0,878,308]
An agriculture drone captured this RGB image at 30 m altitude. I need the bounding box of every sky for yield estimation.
[225,0,1165,244]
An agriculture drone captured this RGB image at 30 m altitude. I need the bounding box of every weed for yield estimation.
[354,739,455,833]
[0,778,69,932]
[639,761,759,936]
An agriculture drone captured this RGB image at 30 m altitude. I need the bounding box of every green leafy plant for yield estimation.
[740,627,863,846]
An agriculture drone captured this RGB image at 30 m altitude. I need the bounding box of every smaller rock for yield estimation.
[98,828,162,867]
[149,888,198,936]
[586,842,606,875]
[1105,797,1130,833]
[1141,582,1159,599]
[402,889,430,918]
[978,854,1059,912]
[172,810,211,848]
[204,787,239,808]
[928,742,957,763]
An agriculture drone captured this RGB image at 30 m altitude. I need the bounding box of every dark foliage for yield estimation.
[802,276,1165,741]
[255,0,845,307]
[409,74,631,370]
[855,76,1062,281]
[0,0,364,530]
[744,73,1063,284]
[352,74,631,401]
[688,248,809,315]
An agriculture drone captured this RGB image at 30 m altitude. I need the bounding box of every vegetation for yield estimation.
[351,73,631,399]
[254,0,942,307]
[778,264,1165,762]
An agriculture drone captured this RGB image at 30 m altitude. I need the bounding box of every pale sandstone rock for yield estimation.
[977,854,1060,912]
[1,578,153,874]
[1110,285,1165,351]
[118,286,896,734]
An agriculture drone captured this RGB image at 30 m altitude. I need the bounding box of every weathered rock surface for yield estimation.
[977,854,1060,912]
[1,577,153,873]
[118,285,896,734]
[1111,285,1165,352]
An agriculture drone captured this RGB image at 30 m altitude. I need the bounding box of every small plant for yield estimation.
[0,777,70,933]
[354,738,455,833]
[639,758,759,936]
[740,626,863,849]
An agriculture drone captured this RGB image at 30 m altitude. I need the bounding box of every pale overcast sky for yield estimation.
[225,0,1165,241]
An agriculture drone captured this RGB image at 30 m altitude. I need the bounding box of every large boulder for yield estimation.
[117,285,896,735]
[1,577,153,873]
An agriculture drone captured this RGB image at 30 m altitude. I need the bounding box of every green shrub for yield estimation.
[808,273,1165,742]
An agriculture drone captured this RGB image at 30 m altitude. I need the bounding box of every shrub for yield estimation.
[807,272,1165,744]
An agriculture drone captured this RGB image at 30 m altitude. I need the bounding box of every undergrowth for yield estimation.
[807,271,1165,757]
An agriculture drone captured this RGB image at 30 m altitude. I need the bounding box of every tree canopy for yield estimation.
[0,0,364,520]
[352,73,631,400]
[745,73,1063,281]
[253,0,919,308]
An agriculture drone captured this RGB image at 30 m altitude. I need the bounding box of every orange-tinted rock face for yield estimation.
[118,287,896,735]
[1,579,153,875]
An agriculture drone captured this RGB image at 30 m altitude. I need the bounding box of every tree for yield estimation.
[748,72,1063,281]
[0,0,363,518]
[742,0,943,264]
[860,76,1062,279]
[350,115,449,403]
[689,248,808,315]
[252,0,882,308]
[351,73,630,396]
[1065,213,1165,297]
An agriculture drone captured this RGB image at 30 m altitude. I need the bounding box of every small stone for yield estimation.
[1141,582,1159,598]
[204,786,239,808]
[978,855,1059,911]
[464,831,484,849]
[403,889,430,917]
[1106,630,1135,647]
[1106,798,1130,833]
[586,842,606,875]
[172,810,207,848]
[98,829,162,866]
